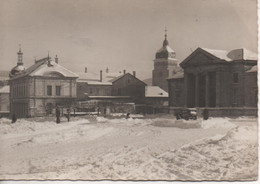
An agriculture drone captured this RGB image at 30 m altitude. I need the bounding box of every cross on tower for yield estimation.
[164,27,167,39]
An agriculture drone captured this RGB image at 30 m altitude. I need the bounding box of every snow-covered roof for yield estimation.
[10,58,78,79]
[246,65,257,73]
[30,61,79,78]
[202,48,231,61]
[202,48,258,61]
[78,71,123,85]
[0,85,10,93]
[145,86,168,98]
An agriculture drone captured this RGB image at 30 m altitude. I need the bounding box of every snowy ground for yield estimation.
[0,115,258,181]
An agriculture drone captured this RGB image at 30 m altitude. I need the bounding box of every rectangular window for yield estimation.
[89,88,93,94]
[233,73,239,83]
[47,85,52,96]
[56,86,61,96]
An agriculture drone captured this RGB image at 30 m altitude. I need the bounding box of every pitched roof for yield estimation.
[10,58,78,80]
[145,86,168,98]
[111,73,147,86]
[180,47,257,68]
[77,71,123,85]
[0,85,10,93]
[203,48,258,61]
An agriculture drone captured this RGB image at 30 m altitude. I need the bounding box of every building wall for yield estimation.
[77,82,112,100]
[170,57,257,108]
[112,74,146,104]
[145,97,168,106]
[168,78,185,107]
[244,72,257,107]
[152,60,178,92]
[0,93,9,112]
[10,76,77,117]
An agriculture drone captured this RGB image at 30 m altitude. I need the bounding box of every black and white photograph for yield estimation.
[0,0,258,182]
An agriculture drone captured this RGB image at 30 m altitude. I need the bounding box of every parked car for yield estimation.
[175,108,197,120]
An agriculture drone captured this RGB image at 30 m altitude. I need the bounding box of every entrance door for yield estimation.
[46,103,53,115]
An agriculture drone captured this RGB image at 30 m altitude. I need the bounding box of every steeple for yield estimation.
[17,44,23,65]
[163,27,169,47]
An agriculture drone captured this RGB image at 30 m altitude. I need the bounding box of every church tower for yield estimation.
[152,29,178,92]
[9,45,26,78]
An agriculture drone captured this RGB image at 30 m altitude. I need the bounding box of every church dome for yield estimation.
[9,46,26,78]
[156,34,176,59]
[9,64,26,78]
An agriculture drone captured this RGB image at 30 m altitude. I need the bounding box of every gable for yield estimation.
[180,48,227,68]
[112,73,146,86]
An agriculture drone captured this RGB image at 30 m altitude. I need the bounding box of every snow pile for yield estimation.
[152,118,201,129]
[201,117,236,129]
[156,125,258,180]
[0,116,257,180]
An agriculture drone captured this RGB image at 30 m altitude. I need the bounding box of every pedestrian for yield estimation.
[12,114,17,123]
[67,108,70,122]
[56,106,60,124]
[203,108,209,120]
[126,113,130,119]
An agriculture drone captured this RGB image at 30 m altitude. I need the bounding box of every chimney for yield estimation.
[55,55,58,64]
[106,67,109,73]
[133,71,136,77]
[123,69,126,75]
[100,70,103,82]
[85,67,88,73]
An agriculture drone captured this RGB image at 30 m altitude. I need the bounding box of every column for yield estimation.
[195,74,199,107]
[205,73,209,107]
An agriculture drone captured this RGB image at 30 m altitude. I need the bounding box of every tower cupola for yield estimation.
[9,45,26,78]
[155,28,176,59]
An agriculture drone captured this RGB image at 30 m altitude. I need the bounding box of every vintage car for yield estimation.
[174,108,197,120]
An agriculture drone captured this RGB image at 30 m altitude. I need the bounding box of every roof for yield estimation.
[111,73,147,86]
[10,58,78,80]
[145,86,168,98]
[157,45,175,53]
[0,85,10,93]
[180,47,258,68]
[78,71,123,85]
[246,65,257,73]
[202,48,258,61]
[202,48,230,61]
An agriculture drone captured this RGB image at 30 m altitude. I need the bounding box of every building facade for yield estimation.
[112,73,146,104]
[9,50,78,118]
[168,47,257,110]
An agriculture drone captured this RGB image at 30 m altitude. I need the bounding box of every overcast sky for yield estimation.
[0,0,257,79]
